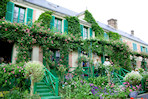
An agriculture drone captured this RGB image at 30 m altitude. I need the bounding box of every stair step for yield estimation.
[39,92,54,96]
[36,82,45,85]
[36,85,49,89]
[41,96,61,99]
[36,89,52,93]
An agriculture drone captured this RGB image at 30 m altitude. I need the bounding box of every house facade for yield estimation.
[2,0,148,69]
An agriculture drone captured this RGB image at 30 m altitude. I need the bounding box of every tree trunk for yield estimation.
[30,79,34,96]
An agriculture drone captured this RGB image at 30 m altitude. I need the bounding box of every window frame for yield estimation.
[54,18,62,33]
[83,26,88,39]
[13,5,26,23]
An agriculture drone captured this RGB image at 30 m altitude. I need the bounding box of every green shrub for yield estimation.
[124,71,142,85]
[25,61,45,95]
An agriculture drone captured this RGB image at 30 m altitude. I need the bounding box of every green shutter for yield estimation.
[135,44,137,51]
[90,28,92,38]
[64,19,68,34]
[133,43,137,51]
[80,25,83,38]
[6,2,14,22]
[146,48,148,53]
[26,8,33,26]
[141,46,143,52]
[50,16,55,29]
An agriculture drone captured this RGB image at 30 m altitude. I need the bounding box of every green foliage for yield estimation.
[0,63,30,91]
[65,16,81,38]
[124,71,142,85]
[88,76,108,87]
[84,10,104,38]
[107,31,121,41]
[0,0,10,19]
[25,61,45,82]
[60,76,95,98]
[4,88,41,99]
[36,11,52,28]
[0,18,147,72]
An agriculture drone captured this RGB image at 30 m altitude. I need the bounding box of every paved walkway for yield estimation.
[137,93,148,99]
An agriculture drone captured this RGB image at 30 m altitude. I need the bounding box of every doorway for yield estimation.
[0,39,14,64]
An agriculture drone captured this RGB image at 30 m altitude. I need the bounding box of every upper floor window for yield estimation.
[141,46,147,53]
[104,32,109,40]
[54,18,62,33]
[6,2,33,25]
[13,6,25,23]
[133,43,137,51]
[83,27,88,39]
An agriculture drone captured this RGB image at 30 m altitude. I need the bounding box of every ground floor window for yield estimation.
[0,39,14,64]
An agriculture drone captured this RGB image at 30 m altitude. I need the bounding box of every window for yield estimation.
[133,43,137,51]
[141,46,147,53]
[6,2,33,25]
[104,32,109,40]
[13,6,25,23]
[54,18,62,33]
[83,27,88,39]
[51,50,60,63]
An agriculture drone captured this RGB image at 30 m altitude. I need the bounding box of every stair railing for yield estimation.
[43,67,59,96]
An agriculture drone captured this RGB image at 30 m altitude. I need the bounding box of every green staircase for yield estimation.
[112,68,130,85]
[34,67,61,99]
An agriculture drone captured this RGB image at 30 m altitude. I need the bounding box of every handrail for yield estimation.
[43,67,59,96]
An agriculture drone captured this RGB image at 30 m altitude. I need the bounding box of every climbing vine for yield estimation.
[84,10,104,38]
[107,31,121,41]
[0,0,9,19]
[0,14,148,73]
[35,11,52,28]
[65,16,81,38]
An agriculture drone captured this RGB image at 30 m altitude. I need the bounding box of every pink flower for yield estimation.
[15,58,17,60]
[111,85,114,88]
[133,86,136,89]
[129,89,132,92]
[123,82,127,84]
[9,73,10,75]
[17,66,19,68]
[19,70,21,72]
[51,40,53,44]
[5,80,7,82]
[5,28,7,31]
[15,75,17,77]
[4,70,6,72]
[0,26,1,28]
[3,68,5,70]
[9,82,11,84]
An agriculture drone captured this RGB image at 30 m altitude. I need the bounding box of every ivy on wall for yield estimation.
[0,10,148,72]
[0,0,10,19]
[107,31,121,41]
[84,10,104,38]
[35,11,52,28]
[65,16,81,38]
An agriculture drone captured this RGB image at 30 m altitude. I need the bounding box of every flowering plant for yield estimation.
[123,82,142,92]
[123,71,142,85]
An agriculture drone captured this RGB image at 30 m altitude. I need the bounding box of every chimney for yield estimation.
[131,30,134,36]
[108,19,118,29]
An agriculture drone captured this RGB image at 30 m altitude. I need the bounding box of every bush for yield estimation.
[4,87,41,99]
[123,71,142,85]
[0,63,30,91]
[88,76,108,87]
[25,61,45,96]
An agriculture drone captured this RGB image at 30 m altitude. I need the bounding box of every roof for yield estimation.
[24,0,148,46]
[24,0,78,16]
[97,21,148,46]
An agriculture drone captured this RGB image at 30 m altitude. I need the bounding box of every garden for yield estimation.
[0,3,148,98]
